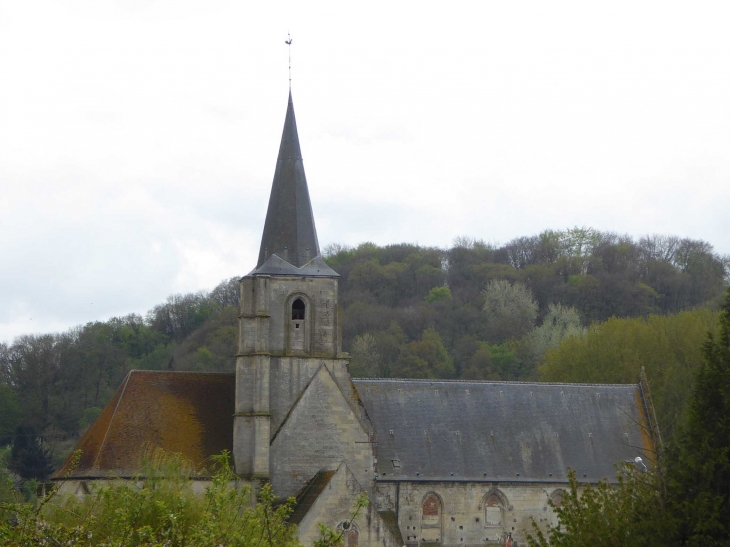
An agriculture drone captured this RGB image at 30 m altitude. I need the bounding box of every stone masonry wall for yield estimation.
[270,365,374,499]
[298,464,402,547]
[374,481,565,546]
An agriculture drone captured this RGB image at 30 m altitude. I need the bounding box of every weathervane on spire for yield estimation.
[285,32,293,89]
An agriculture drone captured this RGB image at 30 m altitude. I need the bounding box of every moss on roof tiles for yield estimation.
[55,370,235,479]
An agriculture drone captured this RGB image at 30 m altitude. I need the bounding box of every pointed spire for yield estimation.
[253,92,337,277]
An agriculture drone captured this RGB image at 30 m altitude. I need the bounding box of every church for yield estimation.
[55,91,658,546]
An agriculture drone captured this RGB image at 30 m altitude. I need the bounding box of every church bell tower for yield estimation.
[234,92,355,491]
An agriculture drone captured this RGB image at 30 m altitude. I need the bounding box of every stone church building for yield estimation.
[56,92,658,546]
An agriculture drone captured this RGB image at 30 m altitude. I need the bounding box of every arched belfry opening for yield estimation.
[289,296,308,353]
[292,298,305,320]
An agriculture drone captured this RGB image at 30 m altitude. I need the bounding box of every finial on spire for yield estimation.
[285,32,293,89]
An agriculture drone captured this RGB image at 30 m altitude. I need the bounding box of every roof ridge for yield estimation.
[352,378,639,388]
[128,369,235,376]
[92,371,132,470]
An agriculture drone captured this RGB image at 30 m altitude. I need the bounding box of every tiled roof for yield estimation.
[54,370,235,478]
[352,379,655,483]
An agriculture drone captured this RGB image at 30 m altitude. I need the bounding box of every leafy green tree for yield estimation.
[425,286,452,303]
[482,280,538,343]
[666,287,730,546]
[488,341,522,379]
[406,328,455,378]
[540,309,719,436]
[526,467,673,547]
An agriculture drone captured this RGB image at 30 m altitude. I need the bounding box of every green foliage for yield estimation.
[525,467,673,547]
[0,450,300,547]
[0,447,17,503]
[460,342,521,380]
[396,328,455,378]
[1,230,727,475]
[540,309,719,436]
[665,287,730,546]
[527,288,730,546]
[425,286,452,303]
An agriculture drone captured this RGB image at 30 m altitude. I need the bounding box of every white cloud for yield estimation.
[1,0,729,342]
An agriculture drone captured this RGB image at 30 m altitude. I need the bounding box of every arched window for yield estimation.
[484,492,505,527]
[421,493,442,542]
[548,489,565,527]
[550,489,565,509]
[292,298,305,320]
[338,522,359,547]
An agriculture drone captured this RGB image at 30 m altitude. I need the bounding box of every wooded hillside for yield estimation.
[1,227,727,478]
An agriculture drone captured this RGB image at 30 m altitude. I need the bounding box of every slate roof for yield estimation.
[253,91,337,277]
[352,379,654,483]
[289,470,337,525]
[54,370,235,479]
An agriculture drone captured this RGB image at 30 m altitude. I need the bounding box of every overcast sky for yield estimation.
[1,0,729,343]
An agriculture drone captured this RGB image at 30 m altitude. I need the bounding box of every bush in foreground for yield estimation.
[0,450,300,547]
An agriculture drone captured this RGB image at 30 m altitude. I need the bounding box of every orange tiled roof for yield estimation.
[54,370,235,478]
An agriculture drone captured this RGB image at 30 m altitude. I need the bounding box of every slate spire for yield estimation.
[253,92,337,277]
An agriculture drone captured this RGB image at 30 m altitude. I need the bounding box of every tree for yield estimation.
[209,277,240,309]
[540,309,719,437]
[460,344,494,380]
[525,467,673,547]
[0,384,20,446]
[522,304,584,369]
[424,286,452,303]
[405,328,455,378]
[666,287,730,546]
[527,288,730,547]
[2,334,61,431]
[9,425,53,481]
[349,333,383,378]
[482,280,538,342]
